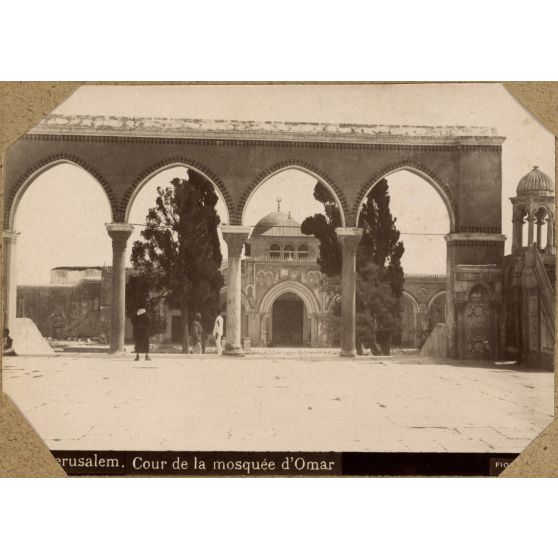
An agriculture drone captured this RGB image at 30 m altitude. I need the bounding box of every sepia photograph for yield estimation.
[1,83,555,476]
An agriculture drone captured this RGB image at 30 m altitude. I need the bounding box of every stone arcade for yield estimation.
[3,115,554,364]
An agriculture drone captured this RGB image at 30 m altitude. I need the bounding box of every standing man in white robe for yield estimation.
[213,309,224,355]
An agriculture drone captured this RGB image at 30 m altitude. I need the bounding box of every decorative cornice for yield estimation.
[455,264,502,275]
[2,229,20,240]
[459,225,501,234]
[510,195,555,204]
[336,227,363,255]
[21,134,504,153]
[106,223,134,233]
[27,114,505,147]
[404,274,448,281]
[445,233,506,243]
[221,225,251,257]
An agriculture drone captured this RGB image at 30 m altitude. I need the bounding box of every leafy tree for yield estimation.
[130,171,224,353]
[300,182,342,276]
[301,179,405,353]
[357,179,405,299]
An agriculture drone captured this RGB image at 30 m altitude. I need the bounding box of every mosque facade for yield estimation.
[223,206,333,347]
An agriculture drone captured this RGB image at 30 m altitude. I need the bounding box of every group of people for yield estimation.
[189,309,225,354]
[131,308,225,360]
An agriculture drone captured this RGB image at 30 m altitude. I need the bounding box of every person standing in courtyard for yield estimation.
[192,313,203,354]
[133,308,151,361]
[3,328,17,356]
[213,309,224,355]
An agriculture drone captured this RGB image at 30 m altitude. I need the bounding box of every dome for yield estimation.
[252,210,305,236]
[517,166,554,197]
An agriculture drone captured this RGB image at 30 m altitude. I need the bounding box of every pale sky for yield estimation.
[14,83,554,284]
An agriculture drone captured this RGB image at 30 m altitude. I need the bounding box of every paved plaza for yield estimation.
[2,353,554,453]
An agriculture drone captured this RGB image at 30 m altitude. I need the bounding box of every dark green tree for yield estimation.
[130,171,224,353]
[301,178,405,353]
[300,182,342,276]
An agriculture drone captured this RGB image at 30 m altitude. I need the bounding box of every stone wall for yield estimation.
[17,280,103,340]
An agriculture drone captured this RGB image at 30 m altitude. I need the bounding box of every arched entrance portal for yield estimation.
[258,280,320,348]
[271,292,305,347]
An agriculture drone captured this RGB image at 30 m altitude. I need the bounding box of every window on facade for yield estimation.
[270,243,281,259]
[284,244,295,259]
[297,244,309,259]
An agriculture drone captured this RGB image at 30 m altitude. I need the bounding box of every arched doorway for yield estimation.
[6,161,112,345]
[428,291,447,327]
[271,292,304,346]
[258,280,320,347]
[394,291,420,347]
[356,169,452,352]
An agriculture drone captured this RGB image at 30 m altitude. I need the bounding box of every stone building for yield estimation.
[501,166,555,369]
[218,207,448,349]
[221,206,332,347]
[18,213,448,351]
[17,164,554,366]
[6,107,552,363]
[17,266,133,344]
[4,116,508,358]
[17,266,107,341]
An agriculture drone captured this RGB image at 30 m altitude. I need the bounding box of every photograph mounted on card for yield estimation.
[1,83,555,476]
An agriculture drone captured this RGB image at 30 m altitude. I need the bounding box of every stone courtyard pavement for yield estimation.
[2,353,554,453]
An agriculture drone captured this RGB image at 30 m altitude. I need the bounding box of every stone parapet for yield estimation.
[28,114,505,146]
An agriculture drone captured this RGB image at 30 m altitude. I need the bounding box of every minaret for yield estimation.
[510,166,555,254]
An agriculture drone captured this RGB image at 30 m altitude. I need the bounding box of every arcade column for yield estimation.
[547,215,555,253]
[336,227,363,357]
[527,215,535,247]
[221,225,251,356]
[2,229,20,331]
[106,223,134,354]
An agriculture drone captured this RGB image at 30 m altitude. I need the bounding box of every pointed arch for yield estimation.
[6,154,116,228]
[402,290,420,314]
[354,161,457,232]
[259,280,321,316]
[465,282,494,301]
[123,158,233,224]
[238,161,348,226]
[428,290,448,309]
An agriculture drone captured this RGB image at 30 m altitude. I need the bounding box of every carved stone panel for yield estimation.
[463,300,492,358]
